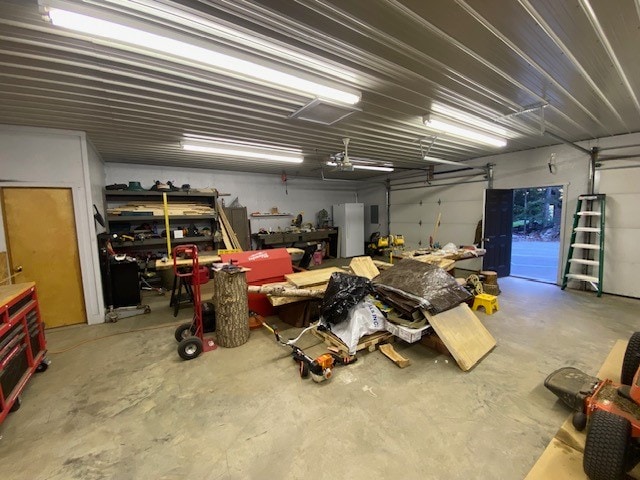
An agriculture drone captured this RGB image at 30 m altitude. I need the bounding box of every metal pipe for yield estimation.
[391,178,486,192]
[386,178,391,236]
[390,171,484,188]
[596,164,640,171]
[589,147,598,194]
[544,131,591,154]
[597,143,640,152]
[597,154,640,161]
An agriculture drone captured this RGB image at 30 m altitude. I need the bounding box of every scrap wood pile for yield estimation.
[254,256,496,371]
[107,201,217,216]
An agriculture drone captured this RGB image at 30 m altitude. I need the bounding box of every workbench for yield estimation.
[251,229,337,250]
[154,248,305,270]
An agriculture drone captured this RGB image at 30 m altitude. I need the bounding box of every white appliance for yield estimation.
[332,203,365,258]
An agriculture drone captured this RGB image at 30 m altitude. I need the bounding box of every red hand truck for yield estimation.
[172,245,217,360]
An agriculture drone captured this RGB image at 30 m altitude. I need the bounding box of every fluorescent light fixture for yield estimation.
[423,156,467,167]
[423,116,507,148]
[182,139,303,164]
[326,161,394,172]
[44,8,360,105]
[431,103,509,137]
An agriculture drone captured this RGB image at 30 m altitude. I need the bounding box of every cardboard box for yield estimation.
[386,322,431,343]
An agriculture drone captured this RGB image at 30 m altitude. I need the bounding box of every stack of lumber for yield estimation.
[217,201,243,251]
[107,201,215,216]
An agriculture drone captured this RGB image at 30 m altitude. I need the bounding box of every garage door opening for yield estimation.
[510,186,563,283]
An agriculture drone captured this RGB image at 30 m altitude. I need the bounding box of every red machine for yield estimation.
[545,332,640,479]
[172,245,217,360]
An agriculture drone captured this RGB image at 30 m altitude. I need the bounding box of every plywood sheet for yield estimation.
[422,303,496,371]
[284,267,344,288]
[526,340,640,479]
[0,282,35,306]
[349,256,380,280]
[0,252,9,286]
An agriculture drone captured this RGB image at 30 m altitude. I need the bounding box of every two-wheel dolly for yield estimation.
[171,245,217,360]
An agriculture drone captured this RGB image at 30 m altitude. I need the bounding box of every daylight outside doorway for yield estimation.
[510,186,563,283]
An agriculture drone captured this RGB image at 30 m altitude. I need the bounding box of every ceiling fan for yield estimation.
[327,137,354,172]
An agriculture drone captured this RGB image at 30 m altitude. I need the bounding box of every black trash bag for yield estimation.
[321,272,373,325]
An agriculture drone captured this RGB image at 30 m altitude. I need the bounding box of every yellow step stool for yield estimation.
[472,293,499,315]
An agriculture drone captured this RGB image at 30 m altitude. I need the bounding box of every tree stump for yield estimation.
[213,269,249,347]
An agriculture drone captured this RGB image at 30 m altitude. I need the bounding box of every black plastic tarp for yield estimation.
[373,259,471,315]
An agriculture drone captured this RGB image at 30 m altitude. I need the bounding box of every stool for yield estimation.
[169,266,210,317]
[472,293,499,315]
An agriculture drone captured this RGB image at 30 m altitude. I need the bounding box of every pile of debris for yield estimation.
[252,255,496,372]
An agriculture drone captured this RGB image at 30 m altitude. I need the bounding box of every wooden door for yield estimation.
[483,189,513,277]
[2,188,86,327]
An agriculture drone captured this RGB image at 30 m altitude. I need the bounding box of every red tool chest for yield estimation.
[0,282,48,425]
[220,249,293,315]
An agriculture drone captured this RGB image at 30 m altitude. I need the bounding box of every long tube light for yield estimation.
[44,7,360,105]
[326,161,394,172]
[423,116,507,148]
[423,156,468,167]
[431,103,509,137]
[423,156,487,172]
[182,140,303,164]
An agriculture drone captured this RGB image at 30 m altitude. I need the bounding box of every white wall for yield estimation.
[105,163,358,236]
[0,125,105,324]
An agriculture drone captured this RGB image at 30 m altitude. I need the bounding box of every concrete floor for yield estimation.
[1,276,639,479]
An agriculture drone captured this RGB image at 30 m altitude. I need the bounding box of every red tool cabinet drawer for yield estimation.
[0,282,48,423]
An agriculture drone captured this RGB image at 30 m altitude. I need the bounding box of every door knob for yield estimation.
[14,265,23,273]
[483,238,491,243]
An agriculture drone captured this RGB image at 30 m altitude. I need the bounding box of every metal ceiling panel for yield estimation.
[1,0,640,180]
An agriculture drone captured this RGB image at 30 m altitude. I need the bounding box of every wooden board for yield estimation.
[422,303,496,371]
[372,259,394,270]
[155,254,221,270]
[0,252,9,286]
[285,267,344,288]
[0,282,35,307]
[379,343,411,368]
[349,256,380,280]
[217,203,242,250]
[526,340,640,479]
[312,328,392,355]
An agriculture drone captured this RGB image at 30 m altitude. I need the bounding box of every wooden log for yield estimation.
[379,344,411,368]
[480,270,498,285]
[247,285,325,297]
[213,269,249,347]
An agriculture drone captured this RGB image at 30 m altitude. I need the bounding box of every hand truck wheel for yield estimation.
[174,323,196,342]
[177,336,203,360]
[298,360,309,378]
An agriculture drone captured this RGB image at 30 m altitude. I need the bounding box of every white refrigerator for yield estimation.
[332,203,365,258]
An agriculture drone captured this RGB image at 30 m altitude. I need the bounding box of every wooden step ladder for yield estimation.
[561,194,606,296]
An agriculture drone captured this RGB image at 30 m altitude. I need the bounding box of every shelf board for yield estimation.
[108,214,218,222]
[104,190,218,198]
[112,236,213,248]
[250,213,293,217]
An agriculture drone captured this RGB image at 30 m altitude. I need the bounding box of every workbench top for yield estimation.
[0,282,36,307]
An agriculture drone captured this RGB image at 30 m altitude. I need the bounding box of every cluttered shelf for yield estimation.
[111,236,214,248]
[108,214,218,222]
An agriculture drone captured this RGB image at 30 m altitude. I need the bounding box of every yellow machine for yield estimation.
[366,232,404,256]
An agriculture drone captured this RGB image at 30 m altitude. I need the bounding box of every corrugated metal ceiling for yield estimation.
[1,0,639,180]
